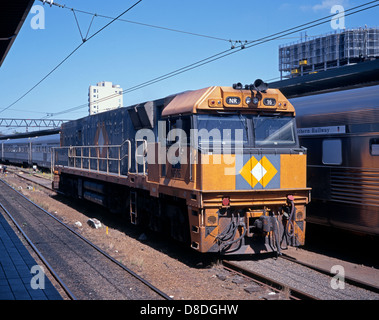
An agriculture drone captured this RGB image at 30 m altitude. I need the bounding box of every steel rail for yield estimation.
[222,260,319,300]
[6,168,53,191]
[281,253,379,295]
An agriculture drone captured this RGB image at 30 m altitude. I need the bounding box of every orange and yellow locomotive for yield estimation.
[53,80,310,255]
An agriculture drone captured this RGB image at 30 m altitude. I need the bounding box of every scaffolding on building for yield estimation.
[279,27,379,80]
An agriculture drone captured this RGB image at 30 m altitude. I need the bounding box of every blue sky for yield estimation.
[0,0,378,133]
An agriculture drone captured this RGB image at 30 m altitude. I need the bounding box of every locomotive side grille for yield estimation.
[330,168,379,207]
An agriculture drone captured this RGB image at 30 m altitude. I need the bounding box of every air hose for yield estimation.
[221,222,246,249]
[215,214,236,243]
[216,214,246,251]
[286,199,296,238]
[272,216,282,256]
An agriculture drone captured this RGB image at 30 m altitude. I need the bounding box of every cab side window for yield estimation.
[322,139,342,165]
[370,138,379,156]
[166,116,191,146]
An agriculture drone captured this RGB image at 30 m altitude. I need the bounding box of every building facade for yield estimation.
[279,28,379,80]
[88,81,123,115]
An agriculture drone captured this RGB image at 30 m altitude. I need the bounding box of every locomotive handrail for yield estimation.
[52,139,131,176]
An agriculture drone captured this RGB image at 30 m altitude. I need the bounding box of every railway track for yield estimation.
[222,259,318,300]
[223,255,379,300]
[5,166,53,191]
[281,253,379,295]
[3,168,379,300]
[0,178,170,300]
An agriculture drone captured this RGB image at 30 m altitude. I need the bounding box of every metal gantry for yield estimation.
[0,118,68,129]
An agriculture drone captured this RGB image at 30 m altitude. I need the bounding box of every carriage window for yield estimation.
[322,139,342,165]
[370,138,379,156]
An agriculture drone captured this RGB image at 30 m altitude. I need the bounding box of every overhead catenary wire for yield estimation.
[37,0,233,43]
[36,0,335,45]
[121,0,379,94]
[72,8,231,43]
[43,0,379,118]
[0,0,143,116]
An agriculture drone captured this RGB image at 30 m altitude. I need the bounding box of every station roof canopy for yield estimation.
[0,0,34,67]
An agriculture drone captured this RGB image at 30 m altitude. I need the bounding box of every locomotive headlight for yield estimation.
[245,96,259,105]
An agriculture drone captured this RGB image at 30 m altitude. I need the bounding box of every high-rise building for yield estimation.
[88,81,123,115]
[279,27,379,80]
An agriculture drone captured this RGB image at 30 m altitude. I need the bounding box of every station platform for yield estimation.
[0,212,62,300]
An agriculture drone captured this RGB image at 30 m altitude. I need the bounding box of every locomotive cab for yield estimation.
[157,83,310,254]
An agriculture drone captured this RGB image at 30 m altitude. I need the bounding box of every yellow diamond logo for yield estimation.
[239,156,278,188]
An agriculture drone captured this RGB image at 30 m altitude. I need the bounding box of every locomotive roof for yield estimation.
[161,86,295,117]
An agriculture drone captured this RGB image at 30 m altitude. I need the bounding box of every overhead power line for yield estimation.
[45,0,379,117]
[0,0,143,116]
[40,1,335,47]
[121,0,379,94]
[38,0,233,43]
[4,0,379,119]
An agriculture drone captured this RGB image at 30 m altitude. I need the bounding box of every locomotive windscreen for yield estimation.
[253,116,297,147]
[195,114,297,150]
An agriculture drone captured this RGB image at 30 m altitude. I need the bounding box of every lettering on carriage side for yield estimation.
[297,126,346,136]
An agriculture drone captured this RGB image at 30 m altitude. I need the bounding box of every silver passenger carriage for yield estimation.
[292,85,379,235]
[0,133,60,170]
